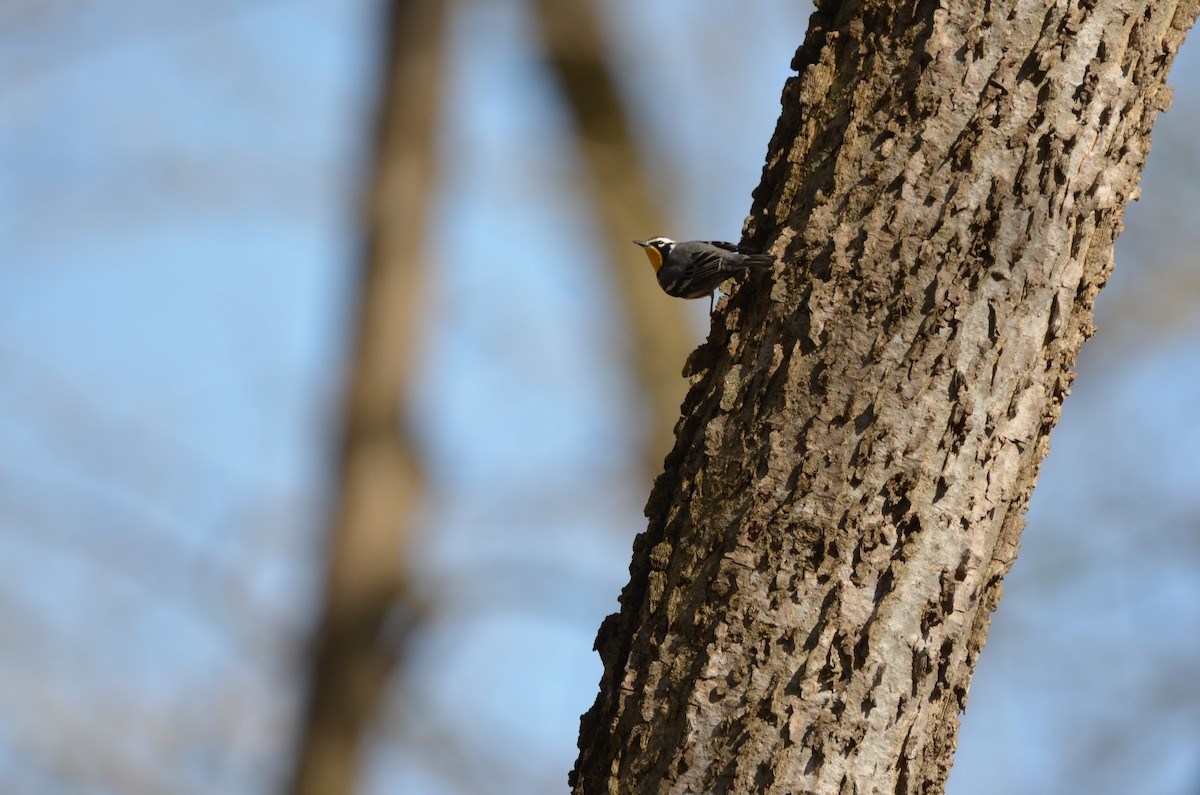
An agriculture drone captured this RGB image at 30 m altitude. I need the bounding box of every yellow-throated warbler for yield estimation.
[633,237,775,301]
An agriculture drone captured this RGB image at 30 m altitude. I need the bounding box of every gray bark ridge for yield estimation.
[573,0,1199,792]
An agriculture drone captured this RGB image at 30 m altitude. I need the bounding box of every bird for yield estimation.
[632,237,775,306]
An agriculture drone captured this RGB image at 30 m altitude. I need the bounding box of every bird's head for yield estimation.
[632,237,675,272]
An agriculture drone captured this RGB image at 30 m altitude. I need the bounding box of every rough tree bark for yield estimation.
[572,0,1198,792]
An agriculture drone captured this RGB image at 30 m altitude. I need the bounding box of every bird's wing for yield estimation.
[652,246,724,299]
[702,240,741,253]
[663,247,734,297]
[660,242,768,298]
[688,248,731,278]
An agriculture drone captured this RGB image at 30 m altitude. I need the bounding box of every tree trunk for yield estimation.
[572,0,1198,792]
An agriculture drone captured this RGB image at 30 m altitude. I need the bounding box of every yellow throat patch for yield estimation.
[642,246,664,272]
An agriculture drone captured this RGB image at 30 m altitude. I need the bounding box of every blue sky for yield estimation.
[2,2,1199,794]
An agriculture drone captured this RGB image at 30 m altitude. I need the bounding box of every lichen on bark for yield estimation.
[572,0,1199,792]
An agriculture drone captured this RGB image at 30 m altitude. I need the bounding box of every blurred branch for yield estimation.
[285,1,445,793]
[1092,266,1200,353]
[529,0,696,473]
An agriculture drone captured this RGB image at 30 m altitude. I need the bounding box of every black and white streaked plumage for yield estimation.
[633,237,775,300]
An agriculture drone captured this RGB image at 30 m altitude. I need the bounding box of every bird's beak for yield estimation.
[632,240,649,247]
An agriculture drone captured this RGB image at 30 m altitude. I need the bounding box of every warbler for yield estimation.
[633,237,775,301]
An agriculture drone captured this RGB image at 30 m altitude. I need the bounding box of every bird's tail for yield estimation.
[741,253,776,272]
